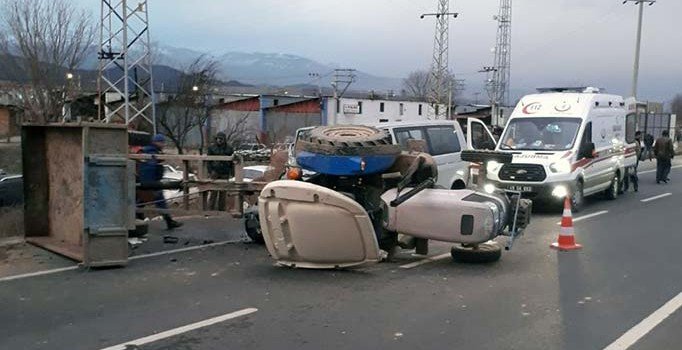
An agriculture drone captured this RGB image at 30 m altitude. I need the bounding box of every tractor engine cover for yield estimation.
[258,180,383,269]
[381,189,508,245]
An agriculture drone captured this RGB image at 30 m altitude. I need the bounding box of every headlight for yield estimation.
[552,185,568,198]
[484,183,496,194]
[486,160,502,173]
[549,159,571,173]
[486,202,502,234]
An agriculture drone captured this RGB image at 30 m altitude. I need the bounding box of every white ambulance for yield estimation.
[485,87,638,211]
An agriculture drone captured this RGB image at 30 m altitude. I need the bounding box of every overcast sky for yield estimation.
[76,0,682,101]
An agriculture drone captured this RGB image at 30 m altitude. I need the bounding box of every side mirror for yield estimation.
[580,142,596,159]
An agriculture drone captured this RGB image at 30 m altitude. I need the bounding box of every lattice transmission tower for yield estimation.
[484,0,512,126]
[98,0,156,132]
[421,0,458,119]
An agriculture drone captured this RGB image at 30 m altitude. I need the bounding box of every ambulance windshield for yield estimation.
[499,117,582,151]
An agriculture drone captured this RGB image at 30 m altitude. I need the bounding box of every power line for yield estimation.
[97,0,156,132]
[482,0,512,127]
[421,0,458,120]
[330,68,357,125]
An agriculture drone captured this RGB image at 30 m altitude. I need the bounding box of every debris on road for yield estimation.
[163,236,179,244]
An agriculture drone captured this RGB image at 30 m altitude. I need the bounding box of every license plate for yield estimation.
[507,185,533,192]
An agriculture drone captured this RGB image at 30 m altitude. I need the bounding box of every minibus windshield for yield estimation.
[499,117,582,151]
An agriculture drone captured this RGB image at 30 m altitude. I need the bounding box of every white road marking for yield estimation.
[603,292,682,350]
[638,164,682,175]
[640,193,672,203]
[99,307,258,350]
[556,210,609,225]
[0,265,79,282]
[399,253,451,269]
[129,240,238,260]
[0,240,239,283]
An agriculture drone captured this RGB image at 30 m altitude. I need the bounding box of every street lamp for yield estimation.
[622,0,656,99]
[66,73,74,80]
[192,85,199,92]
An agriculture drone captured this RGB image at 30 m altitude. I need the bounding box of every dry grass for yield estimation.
[0,206,23,239]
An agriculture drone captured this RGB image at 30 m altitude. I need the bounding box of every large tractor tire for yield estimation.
[450,241,502,263]
[298,125,400,156]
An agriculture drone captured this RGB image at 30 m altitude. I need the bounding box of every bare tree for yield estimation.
[220,113,251,148]
[402,70,459,102]
[0,0,94,123]
[156,55,220,154]
[402,70,431,100]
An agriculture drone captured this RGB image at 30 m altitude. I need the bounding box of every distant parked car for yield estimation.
[162,164,197,181]
[0,172,23,207]
[231,165,274,183]
[161,165,198,207]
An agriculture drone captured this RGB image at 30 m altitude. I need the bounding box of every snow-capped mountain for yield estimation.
[148,45,403,91]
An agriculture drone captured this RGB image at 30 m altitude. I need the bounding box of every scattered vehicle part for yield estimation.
[243,206,264,244]
[163,236,179,244]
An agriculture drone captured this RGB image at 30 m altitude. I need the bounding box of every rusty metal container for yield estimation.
[22,123,132,267]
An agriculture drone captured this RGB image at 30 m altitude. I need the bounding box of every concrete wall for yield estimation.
[0,107,20,140]
[265,112,321,142]
[323,97,442,125]
[0,108,10,139]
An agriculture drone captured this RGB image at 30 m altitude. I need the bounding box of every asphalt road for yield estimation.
[1,162,681,350]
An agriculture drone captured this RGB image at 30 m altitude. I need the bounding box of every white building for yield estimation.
[322,97,446,125]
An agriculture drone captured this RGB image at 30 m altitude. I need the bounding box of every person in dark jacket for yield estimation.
[207,132,234,211]
[654,130,675,184]
[138,134,183,230]
[643,133,655,161]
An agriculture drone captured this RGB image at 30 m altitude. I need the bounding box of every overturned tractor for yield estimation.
[250,125,531,268]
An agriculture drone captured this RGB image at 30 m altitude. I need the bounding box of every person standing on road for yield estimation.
[654,130,675,184]
[207,132,234,211]
[643,132,655,161]
[138,134,183,230]
[625,131,643,192]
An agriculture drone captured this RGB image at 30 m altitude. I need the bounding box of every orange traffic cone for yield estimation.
[550,197,582,251]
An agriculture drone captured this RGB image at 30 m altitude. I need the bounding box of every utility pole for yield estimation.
[331,69,356,125]
[448,79,466,119]
[421,0,458,120]
[482,0,512,127]
[479,65,497,124]
[623,0,656,99]
[308,72,322,96]
[98,0,156,132]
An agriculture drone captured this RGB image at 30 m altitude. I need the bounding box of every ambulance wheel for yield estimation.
[571,180,584,213]
[451,242,502,263]
[605,173,619,200]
